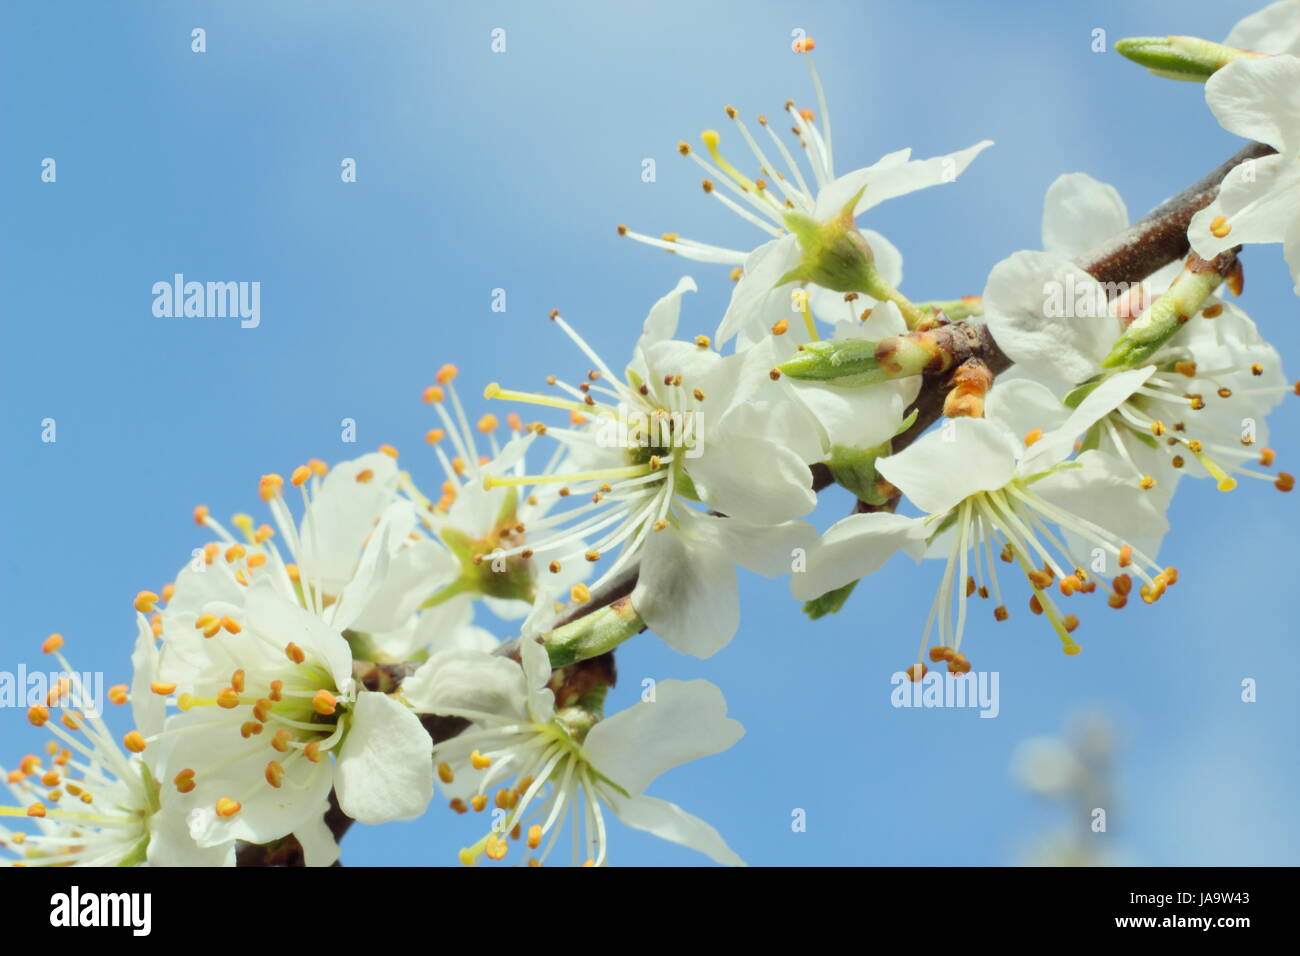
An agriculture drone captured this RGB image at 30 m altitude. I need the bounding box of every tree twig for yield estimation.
[235,142,1267,866]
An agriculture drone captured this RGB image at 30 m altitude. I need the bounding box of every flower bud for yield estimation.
[776,187,882,295]
[1115,35,1264,83]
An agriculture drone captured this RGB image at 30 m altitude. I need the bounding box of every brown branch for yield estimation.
[891,141,1269,458]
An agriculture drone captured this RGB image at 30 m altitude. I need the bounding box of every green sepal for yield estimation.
[802,579,859,619]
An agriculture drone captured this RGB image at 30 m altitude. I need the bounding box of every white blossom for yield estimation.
[402,636,745,866]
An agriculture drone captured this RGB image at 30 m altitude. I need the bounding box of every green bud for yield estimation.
[1101,267,1224,369]
[777,187,879,294]
[777,338,889,387]
[913,296,984,321]
[544,597,645,668]
[1115,35,1260,82]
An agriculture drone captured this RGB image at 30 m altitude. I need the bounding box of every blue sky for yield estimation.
[2,0,1296,866]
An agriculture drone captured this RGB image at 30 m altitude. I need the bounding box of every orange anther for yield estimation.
[193,505,210,525]
[215,797,241,818]
[312,689,337,716]
[134,590,159,613]
[41,633,64,655]
[291,465,312,486]
[123,731,147,753]
[265,761,285,789]
[108,684,129,706]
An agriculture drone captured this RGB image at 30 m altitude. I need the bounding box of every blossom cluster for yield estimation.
[4,5,1297,867]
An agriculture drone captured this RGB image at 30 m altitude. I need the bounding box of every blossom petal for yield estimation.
[984,377,1069,443]
[1041,173,1129,258]
[177,708,335,847]
[294,805,341,867]
[403,648,526,720]
[792,512,927,600]
[690,513,819,578]
[347,537,455,635]
[1019,367,1154,475]
[1188,154,1299,259]
[1032,450,1171,558]
[716,236,800,347]
[982,250,1117,389]
[878,418,1021,515]
[1204,55,1300,153]
[1226,0,1300,54]
[518,631,557,722]
[687,429,815,524]
[816,140,993,219]
[147,797,235,867]
[297,452,399,594]
[334,691,434,824]
[605,792,745,866]
[583,679,742,797]
[639,275,698,346]
[632,526,738,658]
[130,613,165,740]
[245,583,354,695]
